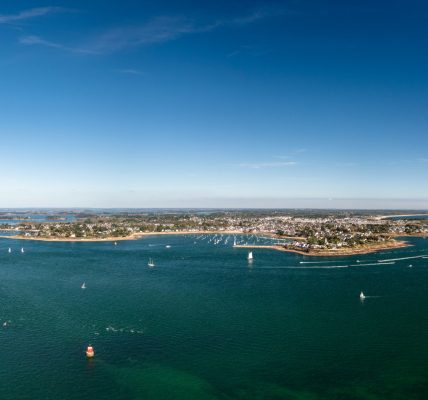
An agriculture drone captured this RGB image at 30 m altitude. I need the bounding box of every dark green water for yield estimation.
[1,235,428,400]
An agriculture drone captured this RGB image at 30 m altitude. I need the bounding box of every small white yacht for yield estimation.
[248,251,253,261]
[360,291,366,300]
[21,247,24,253]
[8,248,11,253]
[148,258,155,267]
[81,282,86,289]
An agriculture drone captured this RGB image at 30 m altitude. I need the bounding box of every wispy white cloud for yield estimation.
[117,68,144,76]
[226,44,273,59]
[0,7,65,24]
[15,7,281,55]
[200,9,271,33]
[236,161,297,169]
[19,35,63,49]
[222,10,273,27]
[84,16,194,54]
[116,68,144,75]
[19,35,96,54]
[66,9,279,55]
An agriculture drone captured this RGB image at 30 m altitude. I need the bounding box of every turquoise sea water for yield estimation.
[0,234,428,399]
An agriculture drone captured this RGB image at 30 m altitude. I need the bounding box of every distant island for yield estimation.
[1,210,427,256]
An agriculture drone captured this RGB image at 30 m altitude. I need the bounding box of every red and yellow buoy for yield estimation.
[86,345,94,358]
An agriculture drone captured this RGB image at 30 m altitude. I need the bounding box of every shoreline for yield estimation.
[0,231,416,256]
[234,240,411,257]
[0,230,279,243]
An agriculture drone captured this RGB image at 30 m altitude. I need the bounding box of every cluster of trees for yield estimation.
[0,224,13,229]
[305,232,388,248]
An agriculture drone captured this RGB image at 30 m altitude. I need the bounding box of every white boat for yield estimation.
[165,245,171,248]
[81,282,86,289]
[148,258,155,267]
[8,248,11,253]
[21,247,24,253]
[360,291,365,300]
[114,242,117,246]
[248,251,253,261]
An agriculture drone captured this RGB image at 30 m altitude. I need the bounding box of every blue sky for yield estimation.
[1,0,427,208]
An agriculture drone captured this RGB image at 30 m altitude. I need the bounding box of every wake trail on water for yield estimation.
[105,325,145,334]
[264,265,349,269]
[351,262,395,266]
[300,261,347,264]
[378,255,427,262]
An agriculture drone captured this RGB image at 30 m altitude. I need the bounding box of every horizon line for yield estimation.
[0,207,427,212]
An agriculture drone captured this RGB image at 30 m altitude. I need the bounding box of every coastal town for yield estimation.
[1,210,427,256]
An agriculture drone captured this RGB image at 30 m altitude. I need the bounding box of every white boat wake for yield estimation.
[300,261,346,264]
[350,262,395,266]
[377,255,427,262]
